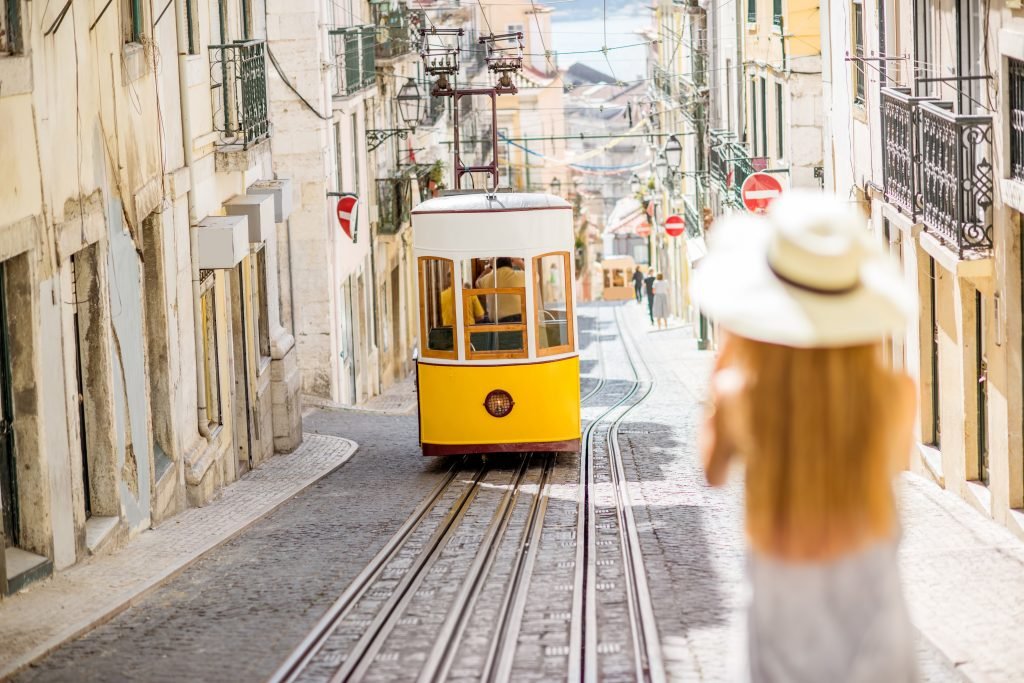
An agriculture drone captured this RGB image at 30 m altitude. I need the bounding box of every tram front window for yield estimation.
[419,257,455,356]
[535,252,573,354]
[463,257,527,356]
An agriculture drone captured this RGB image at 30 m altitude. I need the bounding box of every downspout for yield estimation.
[174,0,212,437]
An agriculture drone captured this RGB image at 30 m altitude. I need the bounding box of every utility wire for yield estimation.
[267,45,333,120]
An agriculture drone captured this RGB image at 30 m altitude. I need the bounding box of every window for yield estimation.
[350,113,360,197]
[419,257,456,359]
[534,253,573,356]
[749,76,758,151]
[463,257,527,359]
[747,0,756,23]
[775,82,784,159]
[976,290,988,485]
[185,0,198,53]
[927,257,939,445]
[251,246,271,364]
[852,0,865,105]
[334,122,344,191]
[123,0,143,43]
[759,76,768,157]
[241,0,252,39]
[200,273,222,428]
[773,0,782,26]
[1,0,23,54]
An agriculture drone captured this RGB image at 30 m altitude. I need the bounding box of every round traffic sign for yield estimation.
[741,172,783,213]
[635,221,651,238]
[664,214,685,237]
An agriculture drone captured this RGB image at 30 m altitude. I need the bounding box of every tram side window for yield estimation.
[419,257,455,356]
[463,257,527,355]
[535,252,573,354]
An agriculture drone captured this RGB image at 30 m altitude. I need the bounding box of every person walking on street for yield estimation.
[631,265,644,303]
[692,191,918,682]
[644,267,656,323]
[651,273,670,329]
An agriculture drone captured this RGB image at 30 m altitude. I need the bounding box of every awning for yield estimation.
[604,196,643,235]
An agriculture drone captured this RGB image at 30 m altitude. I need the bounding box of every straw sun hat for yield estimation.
[690,191,915,348]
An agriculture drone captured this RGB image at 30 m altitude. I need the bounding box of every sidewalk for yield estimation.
[352,373,417,415]
[625,302,1024,682]
[0,433,357,679]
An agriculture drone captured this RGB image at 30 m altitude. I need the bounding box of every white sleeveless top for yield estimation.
[738,539,918,682]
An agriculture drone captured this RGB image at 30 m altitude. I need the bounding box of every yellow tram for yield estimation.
[412,192,581,456]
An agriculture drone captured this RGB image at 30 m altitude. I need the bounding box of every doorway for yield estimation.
[231,261,256,473]
[70,254,91,520]
[391,266,401,376]
[0,262,18,548]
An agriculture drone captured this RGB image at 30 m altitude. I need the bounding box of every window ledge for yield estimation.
[1000,177,1024,215]
[5,547,52,595]
[965,480,993,517]
[0,54,32,97]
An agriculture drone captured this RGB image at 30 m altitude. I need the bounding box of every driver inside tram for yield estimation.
[475,257,526,323]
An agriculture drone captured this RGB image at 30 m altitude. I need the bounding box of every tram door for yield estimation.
[0,262,18,548]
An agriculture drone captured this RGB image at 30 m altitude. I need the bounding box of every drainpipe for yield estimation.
[174,0,211,438]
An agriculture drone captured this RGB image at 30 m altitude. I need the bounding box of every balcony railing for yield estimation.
[919,101,994,257]
[1010,58,1024,182]
[880,87,933,218]
[422,85,447,126]
[376,177,413,235]
[330,26,377,96]
[880,86,993,258]
[374,7,421,61]
[652,65,673,100]
[209,40,270,149]
[709,135,754,208]
[683,197,700,238]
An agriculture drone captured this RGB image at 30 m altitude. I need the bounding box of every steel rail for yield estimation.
[268,459,466,683]
[417,455,536,682]
[268,458,481,683]
[481,339,607,683]
[569,304,665,683]
[607,306,665,683]
[331,465,491,682]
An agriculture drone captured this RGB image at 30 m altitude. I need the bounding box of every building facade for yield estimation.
[820,0,1024,539]
[0,0,301,596]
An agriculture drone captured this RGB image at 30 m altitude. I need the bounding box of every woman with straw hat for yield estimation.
[693,191,919,682]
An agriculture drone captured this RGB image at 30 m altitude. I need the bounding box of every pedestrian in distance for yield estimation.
[631,265,644,303]
[644,267,656,324]
[651,273,669,329]
[692,191,918,683]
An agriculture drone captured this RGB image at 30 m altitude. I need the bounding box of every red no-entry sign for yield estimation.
[741,173,783,213]
[635,221,651,238]
[664,214,685,237]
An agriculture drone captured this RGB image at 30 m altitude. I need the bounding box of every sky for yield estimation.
[548,0,651,82]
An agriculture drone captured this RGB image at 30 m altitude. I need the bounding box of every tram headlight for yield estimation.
[483,389,515,418]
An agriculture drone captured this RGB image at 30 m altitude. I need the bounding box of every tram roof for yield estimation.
[412,191,572,215]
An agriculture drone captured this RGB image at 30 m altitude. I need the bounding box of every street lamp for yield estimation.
[630,173,642,196]
[396,78,423,127]
[366,78,423,152]
[655,153,670,184]
[663,134,683,170]
[550,177,562,195]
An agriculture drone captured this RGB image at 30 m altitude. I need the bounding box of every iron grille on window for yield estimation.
[374,6,420,60]
[747,0,756,23]
[209,40,270,149]
[1010,58,1024,182]
[773,0,782,26]
[709,134,754,208]
[330,26,377,96]
[376,178,412,235]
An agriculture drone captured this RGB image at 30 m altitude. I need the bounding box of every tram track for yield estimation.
[270,305,647,683]
[569,305,664,683]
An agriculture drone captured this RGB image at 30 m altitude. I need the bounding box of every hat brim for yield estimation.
[690,215,916,348]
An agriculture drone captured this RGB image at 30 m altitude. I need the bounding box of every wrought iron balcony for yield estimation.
[209,40,270,149]
[374,7,421,61]
[880,87,933,219]
[330,26,377,97]
[421,85,447,126]
[709,134,753,208]
[652,65,673,100]
[376,177,413,235]
[683,197,700,238]
[880,86,993,257]
[918,101,993,257]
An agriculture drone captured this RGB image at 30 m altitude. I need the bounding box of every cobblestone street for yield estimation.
[8,304,1023,681]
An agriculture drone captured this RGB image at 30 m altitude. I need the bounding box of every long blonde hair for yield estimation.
[726,336,903,558]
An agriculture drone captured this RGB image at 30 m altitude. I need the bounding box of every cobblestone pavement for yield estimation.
[13,303,1021,681]
[1,434,357,679]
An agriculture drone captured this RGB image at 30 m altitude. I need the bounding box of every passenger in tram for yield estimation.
[475,257,526,323]
[694,191,918,682]
[440,282,485,327]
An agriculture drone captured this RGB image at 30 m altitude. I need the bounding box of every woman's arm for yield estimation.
[701,367,742,487]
